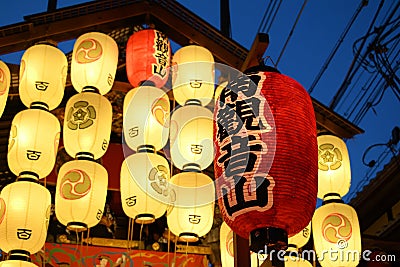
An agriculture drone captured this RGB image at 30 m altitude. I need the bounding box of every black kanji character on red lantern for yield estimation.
[154,32,169,54]
[222,175,271,217]
[216,103,243,143]
[218,135,263,177]
[228,74,258,98]
[235,97,267,131]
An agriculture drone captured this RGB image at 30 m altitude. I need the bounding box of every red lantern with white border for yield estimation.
[126,29,170,88]
[214,66,318,252]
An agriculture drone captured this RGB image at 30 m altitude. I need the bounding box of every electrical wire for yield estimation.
[329,0,386,110]
[308,0,367,94]
[276,0,308,66]
[257,0,283,34]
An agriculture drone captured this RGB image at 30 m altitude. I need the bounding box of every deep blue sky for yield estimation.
[0,0,398,203]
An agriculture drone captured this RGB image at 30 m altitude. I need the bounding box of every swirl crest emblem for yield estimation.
[60,169,92,200]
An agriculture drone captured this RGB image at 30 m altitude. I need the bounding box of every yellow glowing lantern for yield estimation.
[220,221,267,267]
[167,170,214,242]
[0,60,10,117]
[19,43,67,110]
[220,222,234,267]
[63,92,112,160]
[317,134,351,199]
[71,32,118,95]
[0,181,51,260]
[312,195,361,267]
[169,101,213,170]
[0,260,39,267]
[288,221,311,249]
[7,109,60,180]
[120,147,171,224]
[123,86,170,151]
[172,45,215,106]
[55,160,108,232]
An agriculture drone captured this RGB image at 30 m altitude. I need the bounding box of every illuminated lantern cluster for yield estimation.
[214,66,318,252]
[1,42,66,262]
[122,28,172,224]
[166,45,215,242]
[313,135,361,267]
[55,32,117,232]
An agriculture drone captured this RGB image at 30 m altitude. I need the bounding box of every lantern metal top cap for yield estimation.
[137,145,156,154]
[322,192,344,205]
[8,249,31,261]
[182,163,201,173]
[184,99,202,106]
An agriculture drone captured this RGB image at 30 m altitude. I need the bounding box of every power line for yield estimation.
[329,0,386,110]
[276,0,308,66]
[308,0,367,94]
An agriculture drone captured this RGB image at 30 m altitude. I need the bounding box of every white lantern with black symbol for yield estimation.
[7,108,60,180]
[120,146,171,224]
[55,159,108,232]
[169,100,213,170]
[63,92,112,160]
[0,181,51,261]
[317,134,351,199]
[71,32,118,95]
[123,86,170,151]
[312,194,361,267]
[172,45,215,106]
[167,170,214,242]
[0,60,11,117]
[288,221,311,249]
[19,43,67,110]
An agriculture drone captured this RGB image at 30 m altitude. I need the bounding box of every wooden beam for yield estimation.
[234,233,251,267]
[241,33,270,72]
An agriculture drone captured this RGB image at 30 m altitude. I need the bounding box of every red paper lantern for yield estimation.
[214,66,318,252]
[126,29,171,88]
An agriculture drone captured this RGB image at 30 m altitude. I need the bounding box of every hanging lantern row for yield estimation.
[1,42,67,263]
[313,134,361,267]
[55,31,118,233]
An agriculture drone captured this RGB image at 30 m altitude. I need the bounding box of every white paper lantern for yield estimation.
[312,196,361,267]
[8,109,60,179]
[0,181,51,257]
[0,260,39,267]
[123,86,170,151]
[19,44,67,110]
[0,60,10,117]
[71,32,118,95]
[167,171,214,242]
[55,160,108,231]
[120,149,171,224]
[172,45,215,106]
[288,221,311,249]
[63,92,112,160]
[317,135,351,199]
[169,102,213,170]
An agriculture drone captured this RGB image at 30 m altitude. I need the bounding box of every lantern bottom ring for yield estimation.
[18,171,39,182]
[67,221,88,232]
[179,232,199,243]
[135,213,156,224]
[8,249,31,261]
[249,227,288,253]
